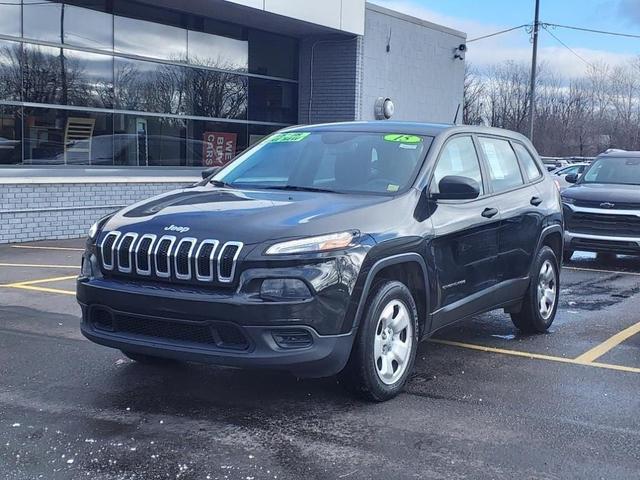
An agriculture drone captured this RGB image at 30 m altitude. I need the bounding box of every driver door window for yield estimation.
[431,136,484,195]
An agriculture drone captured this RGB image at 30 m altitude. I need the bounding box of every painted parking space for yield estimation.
[1,240,639,479]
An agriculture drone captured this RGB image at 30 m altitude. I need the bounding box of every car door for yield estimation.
[477,137,544,286]
[428,135,501,330]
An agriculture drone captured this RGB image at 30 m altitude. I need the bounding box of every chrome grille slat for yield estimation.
[154,235,177,278]
[135,234,157,276]
[100,233,242,283]
[100,231,121,271]
[195,239,219,282]
[218,241,244,283]
[174,238,198,281]
[117,232,139,274]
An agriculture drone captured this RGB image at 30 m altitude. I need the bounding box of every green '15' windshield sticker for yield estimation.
[268,132,311,143]
[384,134,423,144]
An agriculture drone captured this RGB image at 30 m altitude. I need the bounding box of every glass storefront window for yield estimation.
[23,107,113,165]
[64,5,114,50]
[23,44,113,108]
[0,105,22,165]
[23,0,63,43]
[248,78,298,124]
[0,0,21,38]
[187,120,248,168]
[188,30,248,72]
[188,69,248,120]
[114,15,187,62]
[248,124,281,147]
[113,114,186,167]
[0,40,22,101]
[249,30,298,80]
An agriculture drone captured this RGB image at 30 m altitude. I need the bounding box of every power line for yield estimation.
[467,24,530,43]
[544,22,640,40]
[542,26,598,71]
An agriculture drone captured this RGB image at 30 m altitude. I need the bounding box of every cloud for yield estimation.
[370,0,635,78]
[618,0,640,25]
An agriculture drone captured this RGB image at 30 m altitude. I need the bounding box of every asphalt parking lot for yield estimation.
[1,240,639,480]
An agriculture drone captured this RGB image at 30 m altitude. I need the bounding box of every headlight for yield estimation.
[88,221,100,240]
[265,231,357,255]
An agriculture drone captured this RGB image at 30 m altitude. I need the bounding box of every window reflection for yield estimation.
[187,120,248,167]
[188,69,247,120]
[22,44,113,108]
[114,114,187,167]
[0,105,22,165]
[188,30,248,72]
[248,78,298,123]
[23,107,113,165]
[249,30,298,80]
[64,5,114,50]
[0,40,22,101]
[114,16,187,61]
[0,0,21,38]
[23,0,63,43]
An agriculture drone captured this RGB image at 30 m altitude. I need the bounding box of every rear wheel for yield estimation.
[339,280,419,402]
[121,350,177,365]
[511,246,559,333]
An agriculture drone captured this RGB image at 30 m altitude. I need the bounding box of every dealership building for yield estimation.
[0,0,465,243]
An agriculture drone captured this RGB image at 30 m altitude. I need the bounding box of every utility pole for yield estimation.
[528,0,540,141]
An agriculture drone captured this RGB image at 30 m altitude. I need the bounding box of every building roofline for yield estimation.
[365,2,466,40]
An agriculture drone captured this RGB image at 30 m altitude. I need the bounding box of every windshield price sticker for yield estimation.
[269,132,311,143]
[384,134,423,144]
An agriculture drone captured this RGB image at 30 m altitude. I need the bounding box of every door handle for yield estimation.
[481,208,499,219]
[531,196,543,206]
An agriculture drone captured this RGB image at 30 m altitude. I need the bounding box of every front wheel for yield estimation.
[511,246,560,333]
[339,280,419,402]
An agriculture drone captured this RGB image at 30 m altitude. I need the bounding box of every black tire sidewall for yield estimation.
[356,281,419,401]
[529,246,560,331]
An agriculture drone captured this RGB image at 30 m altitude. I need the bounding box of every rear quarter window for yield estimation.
[513,142,542,182]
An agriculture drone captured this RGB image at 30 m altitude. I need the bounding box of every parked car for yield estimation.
[562,151,640,259]
[78,122,563,401]
[553,163,590,190]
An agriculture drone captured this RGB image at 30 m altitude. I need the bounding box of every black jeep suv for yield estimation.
[78,122,563,401]
[562,150,640,258]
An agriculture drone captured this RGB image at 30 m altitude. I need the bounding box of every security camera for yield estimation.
[458,44,467,52]
[454,44,467,60]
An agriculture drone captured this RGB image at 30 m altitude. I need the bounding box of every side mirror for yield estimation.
[565,173,578,184]
[432,175,481,201]
[202,166,221,179]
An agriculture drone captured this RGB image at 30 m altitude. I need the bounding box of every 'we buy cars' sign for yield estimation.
[203,132,237,167]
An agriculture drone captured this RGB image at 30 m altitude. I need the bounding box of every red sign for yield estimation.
[203,132,237,167]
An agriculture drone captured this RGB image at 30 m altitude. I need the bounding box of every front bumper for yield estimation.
[77,278,356,377]
[565,231,640,255]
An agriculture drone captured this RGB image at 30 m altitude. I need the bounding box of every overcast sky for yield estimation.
[370,0,640,78]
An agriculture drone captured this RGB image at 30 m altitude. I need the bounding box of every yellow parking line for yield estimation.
[4,284,76,296]
[574,321,640,363]
[564,266,640,277]
[0,263,78,269]
[6,275,78,287]
[430,339,640,374]
[10,245,85,252]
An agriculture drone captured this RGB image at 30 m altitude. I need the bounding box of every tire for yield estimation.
[563,249,574,262]
[121,350,176,365]
[339,280,419,402]
[511,246,560,333]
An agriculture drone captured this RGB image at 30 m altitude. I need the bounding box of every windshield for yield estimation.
[212,131,433,194]
[580,157,640,186]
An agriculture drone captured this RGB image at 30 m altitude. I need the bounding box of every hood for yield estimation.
[562,183,640,205]
[101,185,417,246]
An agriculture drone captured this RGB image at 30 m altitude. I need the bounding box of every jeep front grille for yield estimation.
[99,231,243,284]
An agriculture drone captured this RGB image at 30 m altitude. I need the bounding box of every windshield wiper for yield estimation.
[209,179,234,188]
[260,185,342,194]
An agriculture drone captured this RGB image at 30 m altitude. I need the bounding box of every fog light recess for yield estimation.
[260,278,311,301]
[272,330,314,349]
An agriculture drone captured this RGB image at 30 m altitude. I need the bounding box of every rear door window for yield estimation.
[512,143,542,182]
[478,137,524,193]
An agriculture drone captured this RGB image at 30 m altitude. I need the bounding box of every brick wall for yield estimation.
[360,5,465,123]
[298,35,363,124]
[0,182,192,244]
